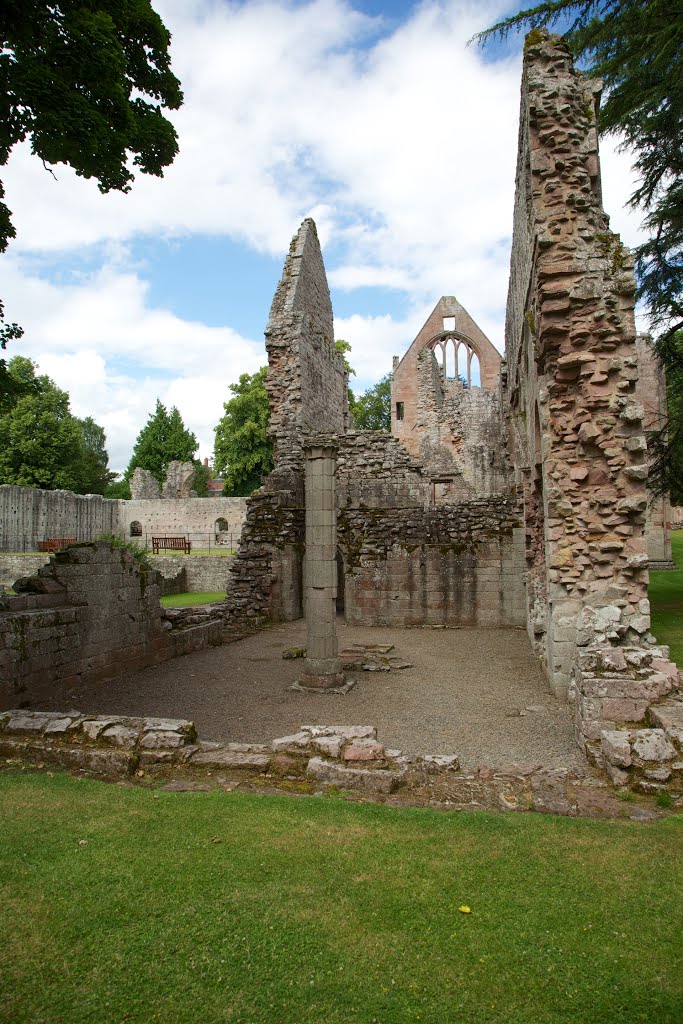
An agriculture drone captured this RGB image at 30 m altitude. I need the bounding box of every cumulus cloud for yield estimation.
[1,255,264,471]
[0,0,647,467]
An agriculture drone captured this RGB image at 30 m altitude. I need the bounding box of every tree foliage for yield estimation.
[192,458,210,498]
[475,0,683,496]
[213,368,273,497]
[75,415,116,494]
[0,0,183,255]
[125,399,197,485]
[0,357,113,492]
[350,374,392,431]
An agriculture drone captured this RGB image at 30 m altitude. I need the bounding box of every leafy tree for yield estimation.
[214,368,273,496]
[192,459,210,497]
[0,299,25,408]
[475,0,683,494]
[0,0,183,256]
[351,374,392,431]
[125,399,197,485]
[0,356,110,491]
[73,415,116,495]
[105,477,131,500]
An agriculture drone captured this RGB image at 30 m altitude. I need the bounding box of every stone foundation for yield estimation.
[2,710,676,817]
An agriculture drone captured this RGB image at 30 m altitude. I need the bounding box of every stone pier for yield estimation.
[297,442,348,692]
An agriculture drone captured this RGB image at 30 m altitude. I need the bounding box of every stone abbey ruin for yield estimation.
[1,34,681,804]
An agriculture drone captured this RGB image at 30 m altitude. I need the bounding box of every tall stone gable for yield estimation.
[265,218,348,482]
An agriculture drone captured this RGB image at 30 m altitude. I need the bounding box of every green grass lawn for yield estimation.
[649,530,683,667]
[0,771,681,1024]
[160,591,225,607]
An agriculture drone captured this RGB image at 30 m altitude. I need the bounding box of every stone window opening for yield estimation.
[443,316,456,332]
[430,334,481,387]
[396,401,405,421]
[130,521,142,537]
[215,517,230,543]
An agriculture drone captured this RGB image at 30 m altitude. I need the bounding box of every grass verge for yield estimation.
[649,530,683,666]
[0,771,681,1024]
[160,591,226,607]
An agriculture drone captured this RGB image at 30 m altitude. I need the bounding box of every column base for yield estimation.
[291,671,355,695]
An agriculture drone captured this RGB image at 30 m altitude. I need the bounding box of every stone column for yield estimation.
[297,442,347,692]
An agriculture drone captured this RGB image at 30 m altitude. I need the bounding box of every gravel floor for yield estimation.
[35,620,585,770]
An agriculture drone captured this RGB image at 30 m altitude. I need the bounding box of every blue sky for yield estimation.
[0,0,645,474]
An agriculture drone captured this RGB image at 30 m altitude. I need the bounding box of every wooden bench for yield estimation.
[37,537,78,553]
[152,536,192,555]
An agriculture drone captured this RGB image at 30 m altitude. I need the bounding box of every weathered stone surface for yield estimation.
[139,731,187,750]
[601,730,632,768]
[271,732,313,755]
[306,757,398,794]
[343,741,385,762]
[313,735,344,758]
[420,754,460,772]
[82,717,123,742]
[302,725,377,741]
[630,730,677,763]
[190,749,270,770]
[130,468,160,500]
[161,461,196,500]
[101,725,139,749]
[5,712,62,734]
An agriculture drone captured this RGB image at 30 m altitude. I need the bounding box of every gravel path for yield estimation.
[35,621,584,770]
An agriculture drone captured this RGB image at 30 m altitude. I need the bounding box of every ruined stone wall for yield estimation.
[0,485,247,552]
[0,542,166,706]
[0,485,117,551]
[265,218,348,480]
[221,218,350,633]
[338,496,526,627]
[0,554,50,588]
[504,31,680,746]
[217,492,304,636]
[118,497,246,546]
[414,351,511,499]
[336,431,427,508]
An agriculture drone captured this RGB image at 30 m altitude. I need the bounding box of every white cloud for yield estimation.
[0,0,647,467]
[1,255,265,471]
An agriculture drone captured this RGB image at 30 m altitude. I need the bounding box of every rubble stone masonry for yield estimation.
[0,542,223,707]
[504,32,680,780]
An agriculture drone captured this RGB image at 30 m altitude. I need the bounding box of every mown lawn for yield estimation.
[649,530,683,666]
[0,771,681,1024]
[160,591,226,607]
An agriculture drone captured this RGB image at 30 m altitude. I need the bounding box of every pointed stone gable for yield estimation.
[265,218,348,478]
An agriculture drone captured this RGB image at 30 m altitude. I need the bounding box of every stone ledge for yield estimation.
[1,709,680,815]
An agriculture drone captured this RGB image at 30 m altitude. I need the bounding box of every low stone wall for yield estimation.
[0,484,248,554]
[339,495,526,627]
[0,554,48,588]
[2,711,678,814]
[120,497,246,547]
[0,543,223,708]
[152,554,235,596]
[0,553,236,597]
